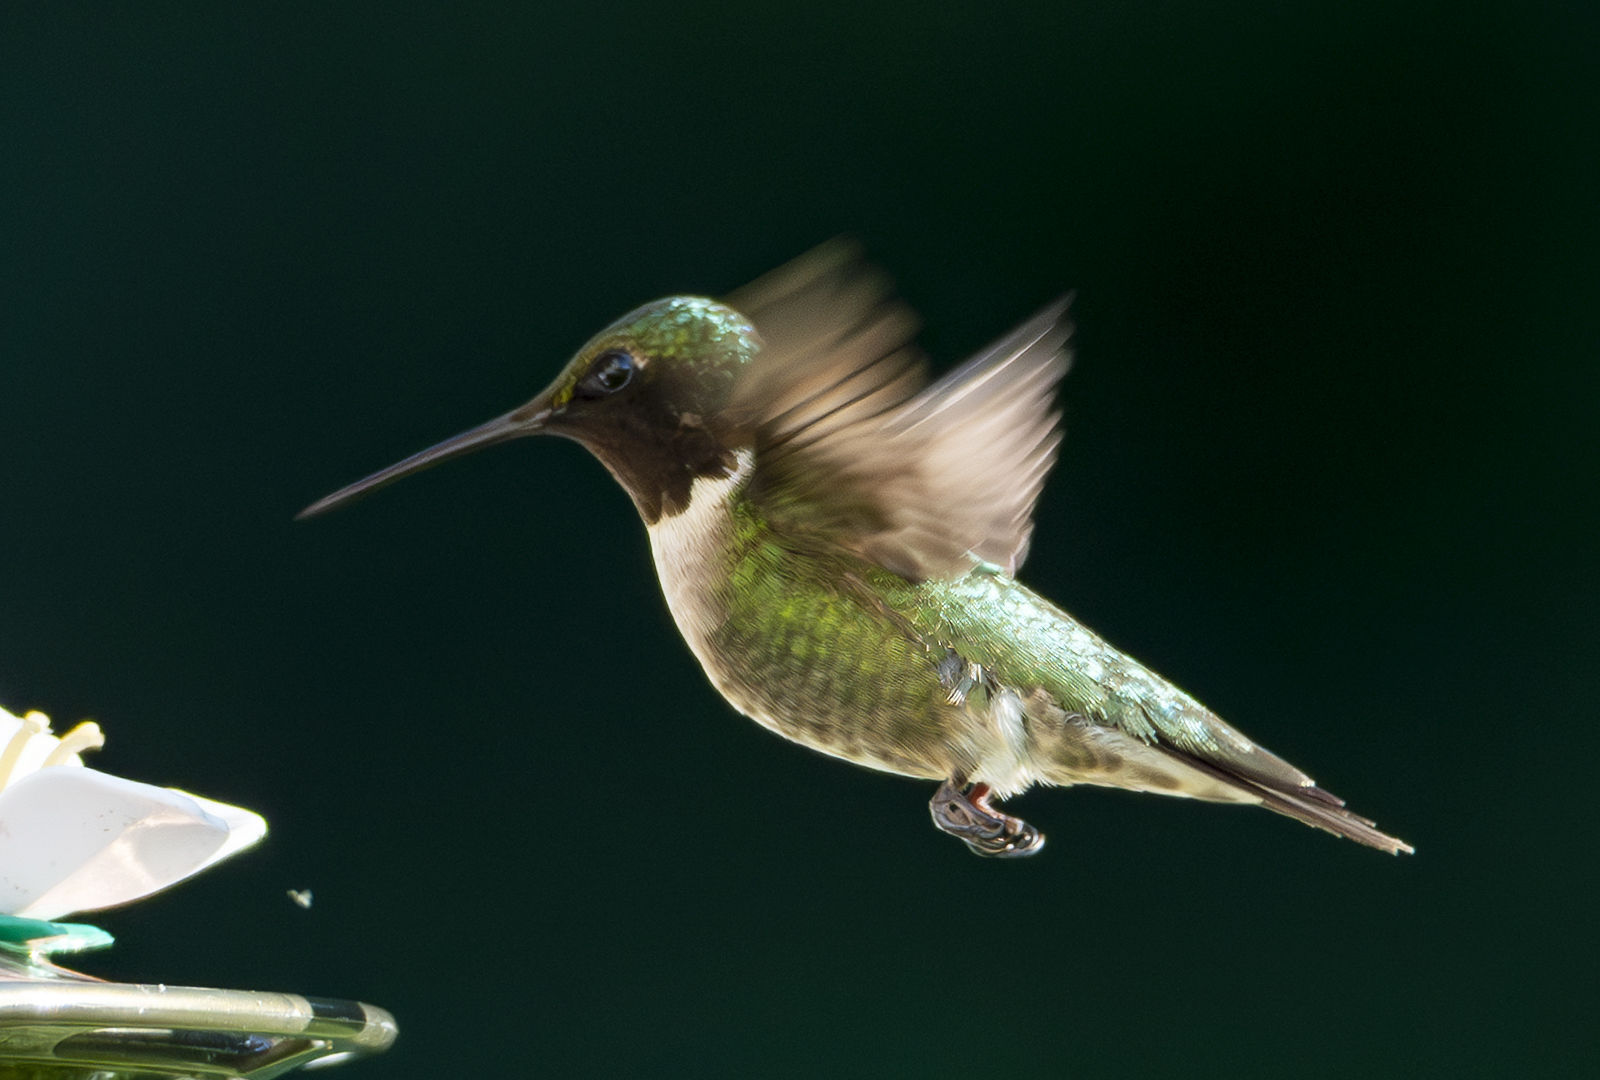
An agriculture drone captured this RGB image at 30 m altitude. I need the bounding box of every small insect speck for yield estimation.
[287,888,313,909]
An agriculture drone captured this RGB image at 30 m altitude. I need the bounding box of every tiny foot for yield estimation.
[928,779,1045,858]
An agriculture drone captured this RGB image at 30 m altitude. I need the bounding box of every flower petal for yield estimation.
[0,768,266,920]
[171,788,269,867]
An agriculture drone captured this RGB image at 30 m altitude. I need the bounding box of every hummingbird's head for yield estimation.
[297,295,760,524]
[532,296,758,520]
[545,296,755,419]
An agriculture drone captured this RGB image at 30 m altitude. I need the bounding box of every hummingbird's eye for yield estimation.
[574,350,636,400]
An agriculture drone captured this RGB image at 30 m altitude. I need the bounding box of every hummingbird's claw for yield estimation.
[929,779,1046,858]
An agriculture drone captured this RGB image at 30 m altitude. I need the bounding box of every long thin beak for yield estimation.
[296,397,554,520]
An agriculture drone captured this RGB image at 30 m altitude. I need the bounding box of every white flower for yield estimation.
[0,703,266,922]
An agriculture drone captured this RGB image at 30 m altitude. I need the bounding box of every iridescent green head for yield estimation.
[297,295,759,524]
[543,297,754,426]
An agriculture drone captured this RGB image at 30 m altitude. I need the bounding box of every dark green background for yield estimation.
[3,2,1593,1076]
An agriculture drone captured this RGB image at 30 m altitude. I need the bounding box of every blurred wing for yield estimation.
[727,241,1072,582]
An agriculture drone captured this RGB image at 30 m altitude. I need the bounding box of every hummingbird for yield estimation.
[300,241,1411,858]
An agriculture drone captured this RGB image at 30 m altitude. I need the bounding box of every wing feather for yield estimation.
[726,241,1072,581]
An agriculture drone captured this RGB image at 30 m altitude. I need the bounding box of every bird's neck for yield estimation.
[570,417,742,525]
[644,448,755,665]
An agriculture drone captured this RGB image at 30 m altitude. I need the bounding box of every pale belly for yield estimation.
[644,457,1037,791]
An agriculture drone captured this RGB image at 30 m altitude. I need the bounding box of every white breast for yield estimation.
[645,450,753,679]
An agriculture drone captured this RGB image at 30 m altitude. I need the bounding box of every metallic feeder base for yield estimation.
[0,953,396,1079]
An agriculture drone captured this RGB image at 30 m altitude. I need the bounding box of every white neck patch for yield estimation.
[646,449,754,659]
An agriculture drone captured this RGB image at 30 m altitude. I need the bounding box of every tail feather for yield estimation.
[1160,746,1414,855]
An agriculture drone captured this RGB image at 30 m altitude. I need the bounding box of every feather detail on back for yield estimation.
[726,240,1072,582]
